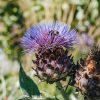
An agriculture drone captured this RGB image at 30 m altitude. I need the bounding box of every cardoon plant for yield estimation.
[20,21,100,100]
[21,21,77,84]
[75,47,100,100]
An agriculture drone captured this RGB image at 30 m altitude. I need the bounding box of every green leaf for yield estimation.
[19,63,40,97]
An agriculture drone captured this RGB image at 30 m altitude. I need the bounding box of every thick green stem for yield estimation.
[56,81,68,100]
[65,78,71,92]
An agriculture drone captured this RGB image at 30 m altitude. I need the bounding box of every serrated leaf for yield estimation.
[19,63,40,97]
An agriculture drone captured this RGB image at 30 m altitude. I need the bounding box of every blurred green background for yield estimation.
[0,0,100,100]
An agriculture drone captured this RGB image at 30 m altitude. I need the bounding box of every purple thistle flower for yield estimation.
[21,21,78,83]
[21,22,77,53]
[79,33,94,47]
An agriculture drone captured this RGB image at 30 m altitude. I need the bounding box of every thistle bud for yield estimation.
[21,22,77,83]
[75,47,100,100]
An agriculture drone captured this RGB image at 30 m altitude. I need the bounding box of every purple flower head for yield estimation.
[79,33,94,48]
[21,22,77,53]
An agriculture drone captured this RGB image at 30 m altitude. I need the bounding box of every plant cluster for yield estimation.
[20,22,100,100]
